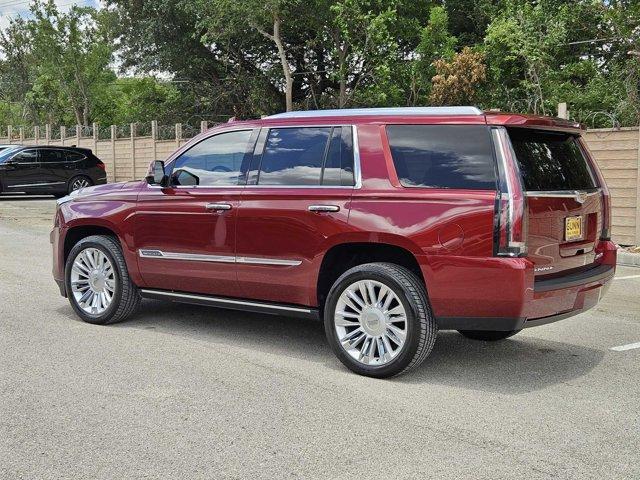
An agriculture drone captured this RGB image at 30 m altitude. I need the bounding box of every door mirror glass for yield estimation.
[146,160,168,186]
[172,169,200,186]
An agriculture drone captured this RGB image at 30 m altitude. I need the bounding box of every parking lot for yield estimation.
[1,194,639,479]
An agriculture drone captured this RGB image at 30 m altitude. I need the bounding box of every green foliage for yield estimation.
[0,0,638,127]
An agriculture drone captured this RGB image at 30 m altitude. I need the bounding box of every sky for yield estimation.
[0,0,99,31]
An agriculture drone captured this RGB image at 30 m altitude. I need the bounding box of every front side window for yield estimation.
[170,130,253,187]
[386,125,497,190]
[256,126,355,186]
[11,149,38,164]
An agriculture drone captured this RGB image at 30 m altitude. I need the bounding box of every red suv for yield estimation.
[51,107,616,377]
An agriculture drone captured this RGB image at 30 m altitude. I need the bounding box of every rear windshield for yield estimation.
[386,125,497,190]
[507,128,597,191]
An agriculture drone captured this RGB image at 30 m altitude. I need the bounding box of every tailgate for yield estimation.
[507,127,603,277]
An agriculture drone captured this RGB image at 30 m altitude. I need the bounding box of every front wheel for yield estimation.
[65,235,140,325]
[458,330,521,341]
[324,263,437,378]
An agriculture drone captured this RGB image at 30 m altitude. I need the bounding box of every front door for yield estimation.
[235,125,356,307]
[135,129,256,297]
[2,148,41,191]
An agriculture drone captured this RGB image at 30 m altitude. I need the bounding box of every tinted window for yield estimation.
[258,127,330,185]
[11,150,37,163]
[322,127,355,186]
[386,125,497,189]
[171,130,253,186]
[66,151,85,162]
[508,128,596,191]
[40,149,66,163]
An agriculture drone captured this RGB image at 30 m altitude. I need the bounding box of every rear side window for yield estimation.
[40,149,66,163]
[386,125,497,189]
[66,151,85,162]
[507,128,597,191]
[255,126,354,186]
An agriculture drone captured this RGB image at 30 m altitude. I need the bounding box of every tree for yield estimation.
[430,47,486,106]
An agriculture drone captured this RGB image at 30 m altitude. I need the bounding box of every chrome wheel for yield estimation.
[70,248,116,315]
[334,279,408,366]
[71,177,90,191]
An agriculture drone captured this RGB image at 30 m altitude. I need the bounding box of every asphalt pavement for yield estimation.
[1,194,639,479]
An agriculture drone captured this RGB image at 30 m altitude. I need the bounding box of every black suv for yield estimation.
[0,145,107,197]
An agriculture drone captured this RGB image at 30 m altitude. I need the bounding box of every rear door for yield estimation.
[39,148,71,190]
[507,128,603,275]
[235,125,356,307]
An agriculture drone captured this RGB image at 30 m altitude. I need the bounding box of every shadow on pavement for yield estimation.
[70,299,604,395]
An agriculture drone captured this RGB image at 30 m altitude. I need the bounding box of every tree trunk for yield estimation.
[271,15,293,112]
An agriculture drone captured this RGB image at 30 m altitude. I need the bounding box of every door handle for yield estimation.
[308,205,340,213]
[205,203,232,211]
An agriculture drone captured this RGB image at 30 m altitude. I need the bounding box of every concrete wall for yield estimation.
[2,123,639,245]
[583,127,639,246]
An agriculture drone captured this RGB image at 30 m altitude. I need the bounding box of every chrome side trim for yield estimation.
[138,249,301,266]
[138,249,235,263]
[140,289,314,314]
[8,181,65,188]
[236,256,302,266]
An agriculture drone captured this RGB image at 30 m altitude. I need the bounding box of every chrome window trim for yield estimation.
[150,124,362,190]
[138,249,301,266]
[524,189,601,198]
[140,289,313,314]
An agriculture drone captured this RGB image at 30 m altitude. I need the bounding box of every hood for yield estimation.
[57,180,142,205]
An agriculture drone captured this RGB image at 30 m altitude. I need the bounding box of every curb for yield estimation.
[618,250,640,267]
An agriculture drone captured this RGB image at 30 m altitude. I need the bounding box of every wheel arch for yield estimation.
[316,241,426,314]
[63,224,121,265]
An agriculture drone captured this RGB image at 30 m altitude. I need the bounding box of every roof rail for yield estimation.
[266,106,483,119]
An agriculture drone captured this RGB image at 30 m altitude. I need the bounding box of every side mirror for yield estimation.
[146,160,168,187]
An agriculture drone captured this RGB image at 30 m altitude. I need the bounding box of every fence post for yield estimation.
[76,125,81,146]
[92,122,98,160]
[45,124,51,143]
[19,127,23,144]
[557,102,568,119]
[34,126,40,144]
[151,120,158,163]
[200,120,208,134]
[61,126,66,146]
[111,125,116,182]
[175,123,182,148]
[130,123,137,180]
[7,125,12,144]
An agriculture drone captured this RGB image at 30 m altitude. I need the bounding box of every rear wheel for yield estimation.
[68,175,91,193]
[65,235,140,325]
[458,330,521,341]
[324,263,437,378]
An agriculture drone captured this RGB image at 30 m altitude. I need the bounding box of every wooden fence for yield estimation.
[1,122,639,245]
[583,127,639,246]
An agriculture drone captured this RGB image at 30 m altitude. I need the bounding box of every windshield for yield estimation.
[0,146,20,163]
[507,128,597,191]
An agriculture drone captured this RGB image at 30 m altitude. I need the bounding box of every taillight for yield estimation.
[96,161,106,171]
[578,139,611,240]
[492,127,528,257]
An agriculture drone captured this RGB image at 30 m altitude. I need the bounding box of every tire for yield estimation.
[68,175,92,193]
[458,330,521,341]
[324,263,437,378]
[64,235,140,325]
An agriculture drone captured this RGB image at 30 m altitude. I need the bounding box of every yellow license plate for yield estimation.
[565,216,583,241]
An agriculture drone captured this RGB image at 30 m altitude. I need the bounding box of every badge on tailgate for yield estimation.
[565,215,583,241]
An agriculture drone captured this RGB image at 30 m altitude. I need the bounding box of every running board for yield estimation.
[139,289,319,320]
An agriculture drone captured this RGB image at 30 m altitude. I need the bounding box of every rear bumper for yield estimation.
[431,241,617,331]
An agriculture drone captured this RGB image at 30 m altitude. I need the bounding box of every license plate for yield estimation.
[565,216,583,241]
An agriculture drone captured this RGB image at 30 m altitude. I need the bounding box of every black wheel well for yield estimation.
[317,243,425,313]
[64,226,118,263]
